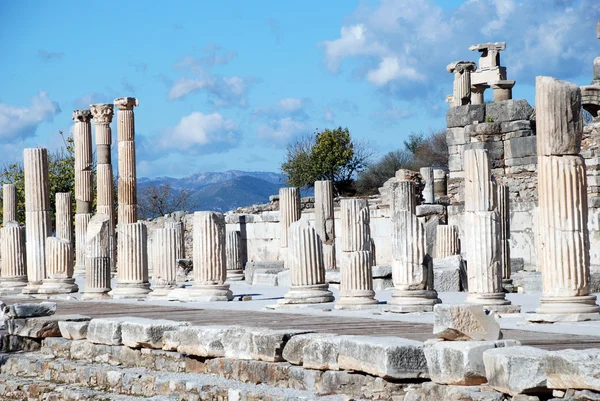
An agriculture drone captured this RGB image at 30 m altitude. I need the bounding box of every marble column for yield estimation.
[149,227,182,297]
[463,148,515,311]
[22,148,52,294]
[336,198,377,309]
[433,168,447,201]
[185,211,232,301]
[165,221,185,260]
[81,214,111,300]
[91,104,116,275]
[279,187,301,251]
[226,230,244,280]
[535,76,600,318]
[491,80,515,102]
[73,109,93,276]
[496,184,511,284]
[279,219,334,305]
[420,167,435,204]
[39,193,78,294]
[471,84,489,105]
[0,222,27,293]
[447,61,477,106]
[314,180,336,270]
[115,97,138,226]
[3,183,17,223]
[112,221,151,298]
[387,181,441,312]
[436,225,460,259]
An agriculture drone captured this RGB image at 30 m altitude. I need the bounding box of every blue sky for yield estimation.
[1,0,599,178]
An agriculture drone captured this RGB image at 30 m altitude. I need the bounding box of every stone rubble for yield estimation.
[433,304,501,341]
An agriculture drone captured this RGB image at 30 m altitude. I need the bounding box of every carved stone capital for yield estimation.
[72,109,92,122]
[114,97,139,110]
[90,104,114,124]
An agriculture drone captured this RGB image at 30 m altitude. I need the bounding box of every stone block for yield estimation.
[372,265,392,278]
[512,271,542,293]
[10,314,90,339]
[58,321,89,340]
[433,255,464,292]
[505,156,538,167]
[222,326,313,362]
[424,339,520,385]
[510,258,525,273]
[244,261,284,283]
[163,325,230,357]
[546,348,600,392]
[485,99,534,123]
[8,302,56,318]
[276,269,291,287]
[121,318,190,349]
[416,205,446,217]
[325,270,340,283]
[404,382,506,401]
[447,127,469,146]
[338,335,427,379]
[87,317,131,346]
[446,104,486,128]
[505,136,537,160]
[282,333,342,370]
[484,346,549,396]
[501,120,531,133]
[373,277,394,290]
[252,269,280,286]
[433,304,501,341]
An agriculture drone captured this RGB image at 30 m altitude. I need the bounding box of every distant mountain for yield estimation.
[138,170,287,213]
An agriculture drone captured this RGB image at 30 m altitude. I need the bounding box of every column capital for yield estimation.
[72,109,92,122]
[114,97,139,110]
[90,104,114,124]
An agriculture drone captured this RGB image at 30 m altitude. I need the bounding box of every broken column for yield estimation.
[387,181,441,312]
[81,214,111,300]
[22,148,52,294]
[165,221,185,260]
[336,198,377,309]
[535,76,600,318]
[279,187,301,262]
[447,61,477,106]
[433,168,447,202]
[3,183,17,223]
[114,97,138,226]
[0,222,27,293]
[496,184,512,290]
[73,109,93,276]
[39,193,78,294]
[226,230,244,280]
[471,84,489,105]
[420,167,435,204]
[279,219,334,305]
[186,211,232,301]
[314,180,336,270]
[436,225,460,259]
[112,222,151,298]
[90,104,116,275]
[463,147,515,311]
[490,81,515,102]
[149,227,183,297]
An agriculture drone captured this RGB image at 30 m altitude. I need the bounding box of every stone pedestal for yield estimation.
[149,227,182,297]
[279,219,334,305]
[436,225,460,259]
[314,180,337,270]
[226,230,244,281]
[3,183,17,224]
[22,148,51,294]
[112,222,151,299]
[490,80,515,102]
[91,104,116,275]
[81,214,111,300]
[336,199,377,309]
[534,76,600,320]
[73,110,93,276]
[388,181,440,313]
[183,211,232,301]
[0,222,27,294]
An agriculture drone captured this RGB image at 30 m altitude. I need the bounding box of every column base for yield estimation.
[148,284,183,298]
[226,270,245,281]
[21,282,43,295]
[467,292,511,305]
[525,312,600,323]
[0,278,28,294]
[279,284,334,305]
[385,289,441,313]
[536,294,600,315]
[184,284,233,302]
[81,290,112,300]
[111,282,152,299]
[38,278,79,294]
[335,289,378,310]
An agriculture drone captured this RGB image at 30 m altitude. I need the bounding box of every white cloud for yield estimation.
[168,77,213,100]
[257,117,310,147]
[253,97,311,120]
[0,92,61,142]
[322,24,387,72]
[366,56,424,86]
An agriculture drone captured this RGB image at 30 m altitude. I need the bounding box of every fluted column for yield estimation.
[226,230,244,280]
[0,222,27,293]
[183,211,232,301]
[112,221,151,298]
[91,104,116,276]
[387,181,440,312]
[73,110,93,276]
[279,187,300,252]
[22,148,51,294]
[115,97,138,226]
[81,214,111,299]
[3,183,17,224]
[149,227,183,297]
[436,225,460,259]
[420,167,435,204]
[314,180,337,270]
[463,148,513,309]
[336,198,377,309]
[447,61,477,106]
[535,76,600,317]
[39,193,78,294]
[279,219,334,305]
[496,184,511,282]
[165,221,185,260]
